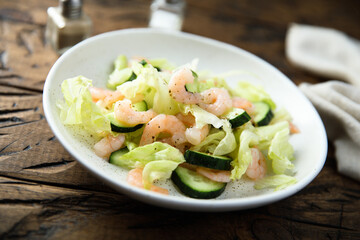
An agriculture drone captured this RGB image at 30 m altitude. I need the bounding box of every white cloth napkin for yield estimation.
[286,23,360,181]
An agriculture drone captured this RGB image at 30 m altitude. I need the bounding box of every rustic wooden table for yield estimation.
[1,0,359,239]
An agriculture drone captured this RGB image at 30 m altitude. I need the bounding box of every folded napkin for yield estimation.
[286,24,360,181]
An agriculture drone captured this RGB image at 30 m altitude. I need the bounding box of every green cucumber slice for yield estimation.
[225,108,251,128]
[109,148,129,164]
[253,102,273,126]
[184,150,232,170]
[171,166,227,199]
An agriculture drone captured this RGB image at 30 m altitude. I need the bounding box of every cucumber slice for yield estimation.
[107,68,133,89]
[131,100,148,112]
[109,148,129,164]
[184,150,232,170]
[171,166,227,199]
[253,102,273,126]
[106,101,148,133]
[225,108,251,128]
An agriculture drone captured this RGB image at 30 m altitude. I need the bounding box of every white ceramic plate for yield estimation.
[43,28,327,212]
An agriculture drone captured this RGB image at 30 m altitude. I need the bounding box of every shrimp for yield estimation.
[185,125,209,145]
[198,88,232,116]
[127,168,169,195]
[176,113,209,145]
[114,99,157,125]
[289,121,300,134]
[196,166,231,182]
[246,147,267,180]
[232,97,255,114]
[139,114,187,149]
[93,134,125,158]
[168,67,201,104]
[89,87,124,108]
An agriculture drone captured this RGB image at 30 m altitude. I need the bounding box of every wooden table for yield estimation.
[1,0,359,239]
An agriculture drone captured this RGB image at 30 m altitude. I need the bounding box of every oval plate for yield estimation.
[43,28,327,212]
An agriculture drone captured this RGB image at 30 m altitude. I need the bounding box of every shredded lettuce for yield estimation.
[111,142,185,169]
[114,55,128,70]
[106,55,131,90]
[254,121,289,150]
[191,130,225,154]
[110,142,185,189]
[254,174,297,191]
[181,104,223,129]
[231,129,259,180]
[57,76,111,136]
[231,81,276,109]
[142,160,179,189]
[270,107,293,124]
[213,120,236,156]
[148,58,175,71]
[268,128,294,174]
[117,62,181,115]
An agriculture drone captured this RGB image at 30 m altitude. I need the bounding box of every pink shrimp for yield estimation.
[168,67,201,104]
[114,99,157,125]
[196,166,231,182]
[93,134,125,158]
[232,97,255,114]
[139,114,187,149]
[289,121,300,134]
[176,113,209,145]
[89,87,124,108]
[198,88,232,116]
[246,147,267,180]
[127,168,169,195]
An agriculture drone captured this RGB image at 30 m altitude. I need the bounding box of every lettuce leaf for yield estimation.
[117,62,181,115]
[232,81,276,109]
[107,55,131,90]
[149,58,175,71]
[181,104,223,129]
[191,130,225,154]
[254,121,289,150]
[110,142,185,188]
[213,120,236,156]
[254,174,297,191]
[270,107,293,124]
[142,160,179,189]
[268,128,294,174]
[231,129,259,180]
[57,76,111,136]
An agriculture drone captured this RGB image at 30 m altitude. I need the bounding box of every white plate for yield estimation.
[43,28,327,212]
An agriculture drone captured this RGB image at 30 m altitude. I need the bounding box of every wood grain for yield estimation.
[0,0,359,239]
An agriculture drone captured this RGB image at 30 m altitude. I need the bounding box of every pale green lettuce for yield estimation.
[213,120,236,156]
[142,160,179,189]
[268,128,294,174]
[57,76,111,136]
[231,129,259,180]
[254,174,297,191]
[181,104,223,129]
[110,142,185,189]
[191,130,225,154]
[149,58,175,71]
[117,62,181,115]
[232,81,276,109]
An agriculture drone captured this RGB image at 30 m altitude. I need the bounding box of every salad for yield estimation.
[57,55,299,199]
